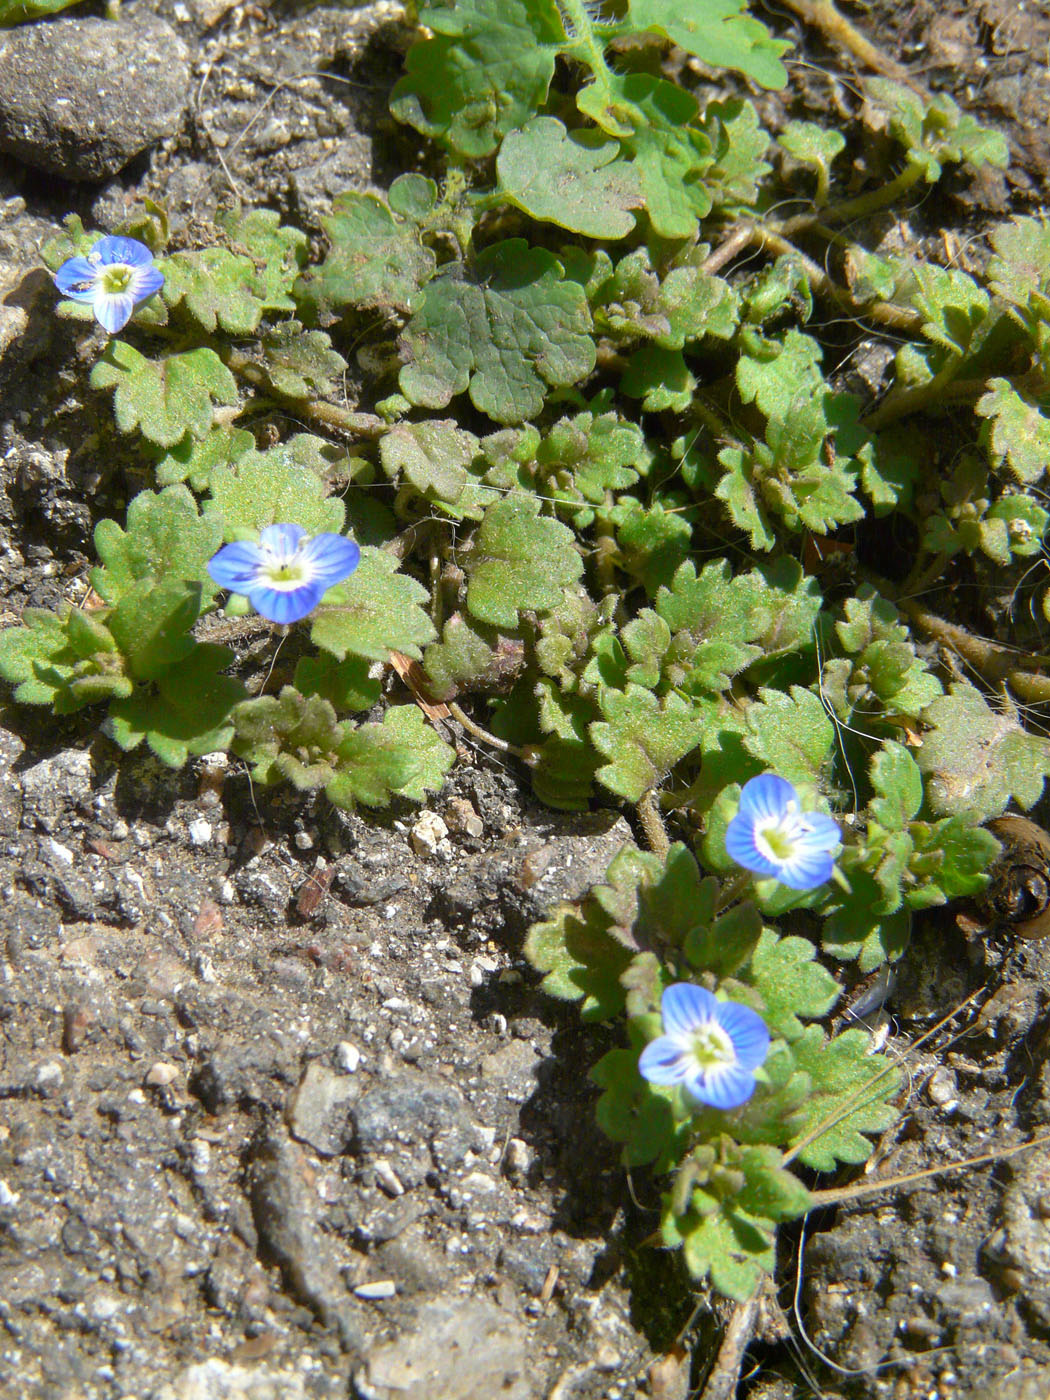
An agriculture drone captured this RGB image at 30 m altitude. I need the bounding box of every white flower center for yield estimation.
[688,1021,735,1071]
[259,540,309,592]
[754,800,807,863]
[99,264,134,296]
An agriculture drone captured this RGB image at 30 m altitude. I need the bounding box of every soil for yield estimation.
[2,1,1050,1398]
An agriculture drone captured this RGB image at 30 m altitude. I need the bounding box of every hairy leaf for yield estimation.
[497,116,642,238]
[92,487,222,605]
[399,240,595,424]
[310,547,436,662]
[90,344,238,449]
[627,0,789,89]
[293,190,437,320]
[390,0,564,158]
[464,495,583,627]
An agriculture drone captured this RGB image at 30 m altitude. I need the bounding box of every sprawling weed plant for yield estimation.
[5,0,1050,1301]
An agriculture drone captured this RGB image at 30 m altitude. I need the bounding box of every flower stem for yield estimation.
[555,0,618,119]
[637,789,670,858]
[714,871,752,914]
[777,0,919,86]
[447,701,532,760]
[221,347,385,439]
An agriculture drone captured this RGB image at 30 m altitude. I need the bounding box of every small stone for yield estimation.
[503,1138,532,1183]
[460,1171,497,1194]
[410,811,449,858]
[350,1073,476,1167]
[286,1060,358,1157]
[20,749,93,833]
[445,797,484,840]
[33,1060,64,1093]
[335,1042,361,1074]
[47,837,75,866]
[359,1297,528,1400]
[155,1359,308,1400]
[188,1138,211,1179]
[293,830,314,850]
[187,818,213,847]
[926,1066,957,1109]
[374,1159,405,1197]
[215,877,236,904]
[145,1062,179,1087]
[355,1279,397,1299]
[0,17,191,180]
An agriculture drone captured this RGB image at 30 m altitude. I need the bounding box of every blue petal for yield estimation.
[93,235,155,267]
[94,292,134,334]
[129,265,165,304]
[685,1064,756,1111]
[300,533,361,591]
[249,581,324,624]
[258,523,307,559]
[207,540,265,592]
[776,849,835,891]
[638,1037,695,1086]
[736,773,798,825]
[724,817,784,879]
[713,1002,770,1070]
[799,812,841,847]
[661,983,718,1040]
[53,256,99,300]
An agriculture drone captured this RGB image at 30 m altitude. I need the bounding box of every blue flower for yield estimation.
[725,774,840,891]
[53,235,164,334]
[639,983,770,1111]
[207,524,361,625]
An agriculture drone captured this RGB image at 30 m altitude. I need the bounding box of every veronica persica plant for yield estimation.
[207,524,361,625]
[639,983,771,1110]
[53,235,164,334]
[725,774,841,890]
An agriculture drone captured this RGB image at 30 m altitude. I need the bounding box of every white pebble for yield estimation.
[187,818,213,847]
[48,838,74,866]
[410,811,449,857]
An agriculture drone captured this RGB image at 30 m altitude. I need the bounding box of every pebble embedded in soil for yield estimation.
[0,16,190,180]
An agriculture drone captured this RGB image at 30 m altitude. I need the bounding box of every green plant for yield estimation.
[4,0,1047,1302]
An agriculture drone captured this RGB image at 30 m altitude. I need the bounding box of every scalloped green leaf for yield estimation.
[578,73,714,240]
[326,704,456,808]
[309,547,436,662]
[379,419,480,509]
[742,686,835,783]
[399,240,595,424]
[917,684,1050,819]
[90,344,239,450]
[161,247,268,335]
[293,191,437,320]
[976,379,1050,485]
[626,0,789,89]
[464,494,583,627]
[259,322,348,400]
[153,425,255,491]
[787,1025,900,1171]
[205,443,345,540]
[390,0,565,158]
[105,642,243,768]
[496,116,642,238]
[92,486,222,605]
[591,685,710,802]
[217,206,308,313]
[748,929,840,1040]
